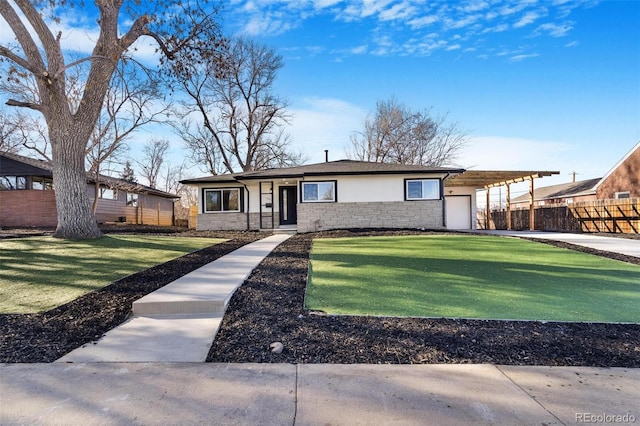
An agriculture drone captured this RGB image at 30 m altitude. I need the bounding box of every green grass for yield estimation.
[306,235,640,322]
[0,235,225,314]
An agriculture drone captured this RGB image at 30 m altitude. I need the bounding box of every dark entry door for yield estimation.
[279,186,297,225]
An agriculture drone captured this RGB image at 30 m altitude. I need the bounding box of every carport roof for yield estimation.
[445,170,560,188]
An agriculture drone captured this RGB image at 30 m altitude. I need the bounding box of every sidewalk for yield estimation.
[2,363,638,425]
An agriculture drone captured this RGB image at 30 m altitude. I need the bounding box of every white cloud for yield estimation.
[513,10,544,28]
[314,0,343,8]
[353,0,395,19]
[379,2,417,21]
[243,13,298,36]
[349,45,369,54]
[217,0,596,61]
[482,23,510,33]
[534,22,574,37]
[445,14,482,30]
[510,52,540,61]
[457,0,490,13]
[408,15,439,29]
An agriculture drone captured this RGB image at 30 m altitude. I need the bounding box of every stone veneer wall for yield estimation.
[196,212,263,230]
[297,200,444,233]
[197,212,248,231]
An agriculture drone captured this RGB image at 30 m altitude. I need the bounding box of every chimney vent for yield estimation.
[324,150,329,162]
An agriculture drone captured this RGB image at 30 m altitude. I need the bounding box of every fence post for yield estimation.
[485,188,491,230]
[506,184,512,230]
[529,179,535,230]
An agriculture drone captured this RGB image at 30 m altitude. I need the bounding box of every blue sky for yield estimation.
[218,0,639,195]
[1,0,638,200]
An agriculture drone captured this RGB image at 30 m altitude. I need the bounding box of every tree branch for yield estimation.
[0,45,37,74]
[52,55,112,80]
[0,0,46,72]
[5,98,41,111]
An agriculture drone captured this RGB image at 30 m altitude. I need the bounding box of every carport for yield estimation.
[446,170,560,230]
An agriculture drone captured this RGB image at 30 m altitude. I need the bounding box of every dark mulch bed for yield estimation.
[2,228,639,365]
[208,230,640,367]
[0,230,263,363]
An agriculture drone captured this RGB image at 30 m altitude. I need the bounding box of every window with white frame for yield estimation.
[302,181,336,202]
[615,191,630,199]
[405,179,440,200]
[204,188,241,212]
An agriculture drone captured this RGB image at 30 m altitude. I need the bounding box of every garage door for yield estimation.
[445,195,472,230]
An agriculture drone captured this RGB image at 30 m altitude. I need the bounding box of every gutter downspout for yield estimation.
[242,182,250,230]
[441,173,450,228]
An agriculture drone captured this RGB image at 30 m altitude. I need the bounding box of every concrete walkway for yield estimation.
[2,363,638,425]
[57,233,293,363]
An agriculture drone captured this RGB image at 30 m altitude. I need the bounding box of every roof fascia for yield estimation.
[593,141,639,190]
[239,168,465,180]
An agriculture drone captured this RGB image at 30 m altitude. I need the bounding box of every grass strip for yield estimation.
[306,235,640,322]
[0,235,225,313]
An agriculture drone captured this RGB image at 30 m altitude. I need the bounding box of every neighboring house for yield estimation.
[0,151,178,227]
[510,142,639,208]
[510,178,601,208]
[181,159,477,232]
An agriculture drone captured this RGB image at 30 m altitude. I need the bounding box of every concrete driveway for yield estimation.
[474,230,640,258]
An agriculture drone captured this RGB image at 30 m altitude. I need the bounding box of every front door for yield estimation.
[279,186,297,225]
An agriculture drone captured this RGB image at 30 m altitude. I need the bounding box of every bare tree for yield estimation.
[86,63,171,213]
[160,161,186,195]
[137,139,169,189]
[177,37,302,174]
[0,0,224,238]
[0,109,26,153]
[349,98,468,166]
[177,119,228,175]
[0,108,49,157]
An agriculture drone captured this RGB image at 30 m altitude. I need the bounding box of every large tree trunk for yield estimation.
[49,126,102,239]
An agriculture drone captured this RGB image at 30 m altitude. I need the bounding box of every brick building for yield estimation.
[1,151,178,228]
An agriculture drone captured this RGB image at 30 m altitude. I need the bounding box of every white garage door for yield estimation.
[446,196,472,230]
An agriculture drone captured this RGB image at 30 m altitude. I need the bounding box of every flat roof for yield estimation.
[446,170,560,188]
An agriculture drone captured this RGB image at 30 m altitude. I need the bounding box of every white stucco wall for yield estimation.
[300,173,450,203]
[189,173,475,231]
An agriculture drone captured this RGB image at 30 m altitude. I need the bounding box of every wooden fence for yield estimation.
[570,199,639,234]
[479,198,639,234]
[188,205,198,229]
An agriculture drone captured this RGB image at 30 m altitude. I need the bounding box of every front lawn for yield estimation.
[306,235,640,322]
[0,235,225,313]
